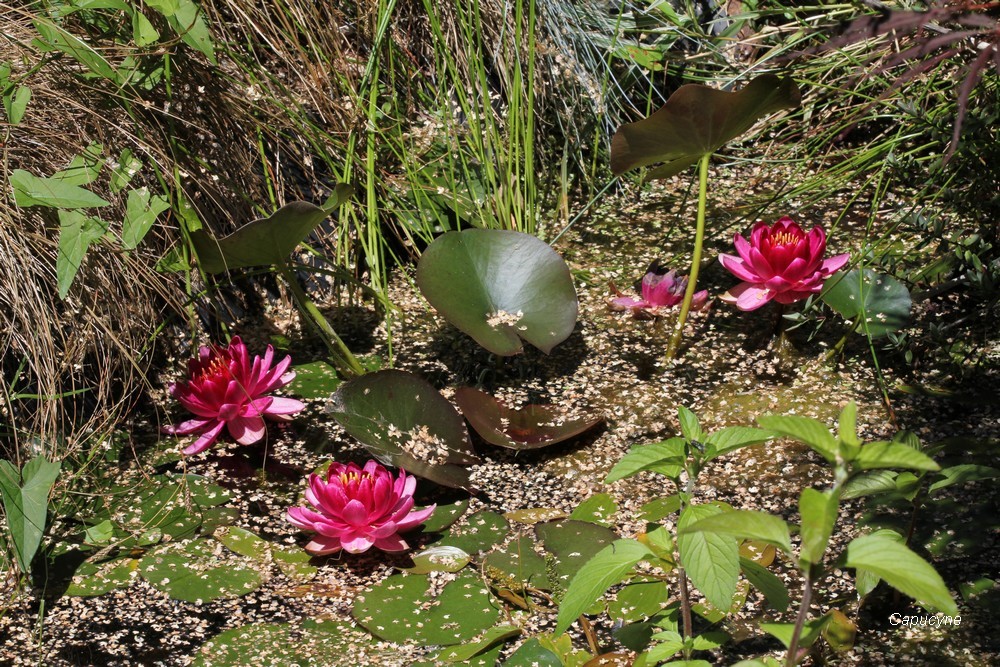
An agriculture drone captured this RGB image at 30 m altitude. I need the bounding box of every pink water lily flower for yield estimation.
[609,269,709,317]
[163,336,305,455]
[287,460,435,555]
[719,217,850,311]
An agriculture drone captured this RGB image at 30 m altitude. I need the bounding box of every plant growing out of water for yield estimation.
[286,460,435,555]
[163,336,305,455]
[609,267,709,318]
[719,217,850,311]
[611,74,801,358]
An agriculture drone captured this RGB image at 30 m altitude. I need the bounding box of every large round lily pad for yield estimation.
[416,229,579,356]
[327,370,478,490]
[611,74,800,181]
[139,539,265,602]
[455,387,603,450]
[821,268,911,338]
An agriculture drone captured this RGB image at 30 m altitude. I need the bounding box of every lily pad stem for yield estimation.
[280,267,365,378]
[666,153,710,359]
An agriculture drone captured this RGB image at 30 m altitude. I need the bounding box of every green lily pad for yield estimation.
[352,570,500,645]
[271,544,318,581]
[535,519,618,594]
[822,268,911,338]
[570,493,618,526]
[416,229,579,356]
[286,360,343,399]
[65,558,138,597]
[402,545,471,574]
[421,498,470,533]
[436,510,510,556]
[139,539,265,602]
[608,577,671,623]
[455,387,603,450]
[328,370,478,490]
[190,620,386,666]
[190,185,353,273]
[611,74,801,180]
[483,537,551,592]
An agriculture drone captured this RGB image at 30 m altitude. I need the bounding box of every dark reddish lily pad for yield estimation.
[327,370,478,490]
[454,387,603,450]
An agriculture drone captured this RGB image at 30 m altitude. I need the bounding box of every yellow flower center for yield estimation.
[771,230,801,247]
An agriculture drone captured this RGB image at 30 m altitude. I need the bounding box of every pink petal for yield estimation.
[734,233,755,265]
[747,247,776,280]
[609,296,646,311]
[227,414,266,445]
[774,289,816,305]
[725,283,774,311]
[264,397,305,416]
[341,499,371,527]
[372,534,409,552]
[395,504,436,531]
[304,534,343,556]
[690,290,710,310]
[181,421,226,455]
[820,253,850,275]
[340,533,375,553]
[162,417,214,435]
[719,254,761,283]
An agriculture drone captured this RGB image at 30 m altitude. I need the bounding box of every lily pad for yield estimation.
[190,185,353,273]
[328,370,478,490]
[483,537,551,592]
[65,558,138,597]
[352,570,500,645]
[402,545,471,574]
[611,74,801,180]
[822,268,911,338]
[535,519,618,594]
[139,539,265,602]
[416,229,579,356]
[421,498,471,533]
[436,510,511,556]
[286,360,343,399]
[455,387,603,450]
[190,620,385,666]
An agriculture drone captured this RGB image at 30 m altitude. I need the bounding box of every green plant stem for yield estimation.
[785,574,813,667]
[678,565,694,644]
[667,153,710,359]
[279,267,364,378]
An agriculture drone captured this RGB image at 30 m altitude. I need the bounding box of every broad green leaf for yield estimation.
[853,441,939,472]
[190,620,383,666]
[608,577,671,622]
[798,488,838,569]
[328,370,477,490]
[845,533,957,615]
[760,617,830,649]
[842,470,899,499]
[110,149,143,193]
[677,503,740,611]
[166,0,216,64]
[402,545,471,574]
[140,538,264,602]
[681,509,792,554]
[610,74,800,180]
[554,539,653,635]
[3,85,30,124]
[65,557,137,596]
[146,0,180,15]
[213,526,268,559]
[536,519,618,595]
[416,229,578,356]
[605,438,686,483]
[454,387,602,450]
[57,210,110,299]
[640,494,681,522]
[821,268,911,338]
[132,10,160,46]
[822,609,857,653]
[191,186,352,272]
[122,188,170,249]
[677,406,703,442]
[435,625,521,663]
[11,169,110,208]
[929,464,1000,493]
[436,510,509,556]
[837,402,861,454]
[32,20,116,79]
[757,414,838,463]
[0,456,61,573]
[570,493,618,526]
[353,570,499,645]
[52,143,104,185]
[704,426,775,459]
[483,537,551,593]
[502,638,562,666]
[739,557,789,612]
[643,630,684,663]
[285,360,342,399]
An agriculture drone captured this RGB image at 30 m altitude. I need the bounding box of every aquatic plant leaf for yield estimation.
[570,493,618,526]
[140,539,265,602]
[10,169,110,208]
[845,532,958,615]
[610,75,800,180]
[536,519,619,597]
[761,617,831,649]
[739,558,789,612]
[455,387,602,450]
[798,488,839,567]
[483,537,551,593]
[608,577,671,623]
[421,498,470,533]
[56,210,110,299]
[554,539,653,635]
[65,558,138,597]
[436,510,510,555]
[822,609,857,653]
[502,638,563,666]
[191,184,353,273]
[352,570,500,645]
[822,268,911,338]
[0,455,61,573]
[504,508,568,524]
[677,503,740,611]
[190,620,382,666]
[402,545,471,574]
[328,370,477,490]
[435,625,521,663]
[122,188,170,250]
[286,360,342,399]
[416,229,579,355]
